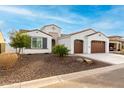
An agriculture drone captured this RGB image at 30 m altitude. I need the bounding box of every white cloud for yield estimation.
[1,5,124,34]
[0,6,89,25]
[87,6,124,35]
[91,20,120,30]
[41,14,89,25]
[0,6,36,17]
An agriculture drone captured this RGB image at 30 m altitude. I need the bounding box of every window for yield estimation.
[31,37,43,49]
[31,37,47,49]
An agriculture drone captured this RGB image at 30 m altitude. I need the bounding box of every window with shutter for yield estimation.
[43,38,47,49]
[30,37,47,49]
[31,37,43,49]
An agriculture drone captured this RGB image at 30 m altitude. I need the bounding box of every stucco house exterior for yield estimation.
[108,36,124,51]
[6,24,109,54]
[6,29,52,54]
[0,32,5,54]
[58,29,109,54]
[41,24,61,47]
[23,29,52,54]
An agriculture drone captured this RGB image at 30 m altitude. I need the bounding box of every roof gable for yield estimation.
[86,32,108,38]
[59,28,97,39]
[41,24,61,29]
[70,28,96,36]
[20,29,52,37]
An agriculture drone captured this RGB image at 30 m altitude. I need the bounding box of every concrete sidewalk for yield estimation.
[45,68,124,88]
[45,64,124,88]
[1,63,124,88]
[76,53,124,64]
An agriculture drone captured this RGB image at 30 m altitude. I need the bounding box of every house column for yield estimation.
[87,39,91,54]
[106,39,109,53]
[70,39,74,54]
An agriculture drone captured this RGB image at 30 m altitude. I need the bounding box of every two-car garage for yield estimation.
[74,40,105,53]
[58,29,109,54]
[73,31,108,54]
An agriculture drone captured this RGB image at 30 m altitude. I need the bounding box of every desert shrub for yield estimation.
[0,53,19,70]
[52,45,70,57]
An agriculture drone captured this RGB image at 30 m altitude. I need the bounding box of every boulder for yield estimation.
[76,57,84,63]
[84,58,93,64]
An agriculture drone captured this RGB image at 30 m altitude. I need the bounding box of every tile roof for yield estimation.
[41,24,61,29]
[59,28,96,39]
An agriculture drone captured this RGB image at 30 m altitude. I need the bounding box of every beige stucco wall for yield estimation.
[0,32,5,43]
[0,32,5,54]
[87,33,109,54]
[71,29,96,54]
[0,43,5,53]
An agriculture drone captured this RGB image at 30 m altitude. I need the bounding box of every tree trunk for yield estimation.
[16,48,17,53]
[19,48,21,54]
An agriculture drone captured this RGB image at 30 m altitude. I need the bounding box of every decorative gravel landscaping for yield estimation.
[0,54,111,86]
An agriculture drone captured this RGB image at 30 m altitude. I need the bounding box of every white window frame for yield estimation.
[31,37,43,49]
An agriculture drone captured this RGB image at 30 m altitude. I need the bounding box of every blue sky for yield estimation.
[0,5,124,42]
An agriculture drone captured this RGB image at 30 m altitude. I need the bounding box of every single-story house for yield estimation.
[58,29,109,54]
[108,36,124,51]
[6,24,109,54]
[0,32,5,54]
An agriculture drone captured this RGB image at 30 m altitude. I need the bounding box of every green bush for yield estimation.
[52,45,70,57]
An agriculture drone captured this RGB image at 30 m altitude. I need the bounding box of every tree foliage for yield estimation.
[9,31,31,54]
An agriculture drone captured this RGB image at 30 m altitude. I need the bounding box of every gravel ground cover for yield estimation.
[0,54,111,86]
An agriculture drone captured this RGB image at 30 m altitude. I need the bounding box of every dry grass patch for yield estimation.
[0,53,19,70]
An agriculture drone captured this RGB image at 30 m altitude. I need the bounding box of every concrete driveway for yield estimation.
[76,53,124,65]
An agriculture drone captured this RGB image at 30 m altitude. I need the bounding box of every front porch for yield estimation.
[109,41,122,51]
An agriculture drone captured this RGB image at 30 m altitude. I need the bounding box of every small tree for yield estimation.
[9,31,31,54]
[52,45,70,57]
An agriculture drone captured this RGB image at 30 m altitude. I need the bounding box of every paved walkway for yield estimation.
[76,53,124,64]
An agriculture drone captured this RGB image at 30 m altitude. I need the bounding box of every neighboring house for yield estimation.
[108,36,124,51]
[7,24,109,54]
[0,32,5,54]
[58,29,109,54]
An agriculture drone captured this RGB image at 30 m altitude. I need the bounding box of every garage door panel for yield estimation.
[74,40,83,53]
[91,41,105,53]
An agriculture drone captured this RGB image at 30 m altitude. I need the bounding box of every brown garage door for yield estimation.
[91,41,105,53]
[74,40,83,53]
